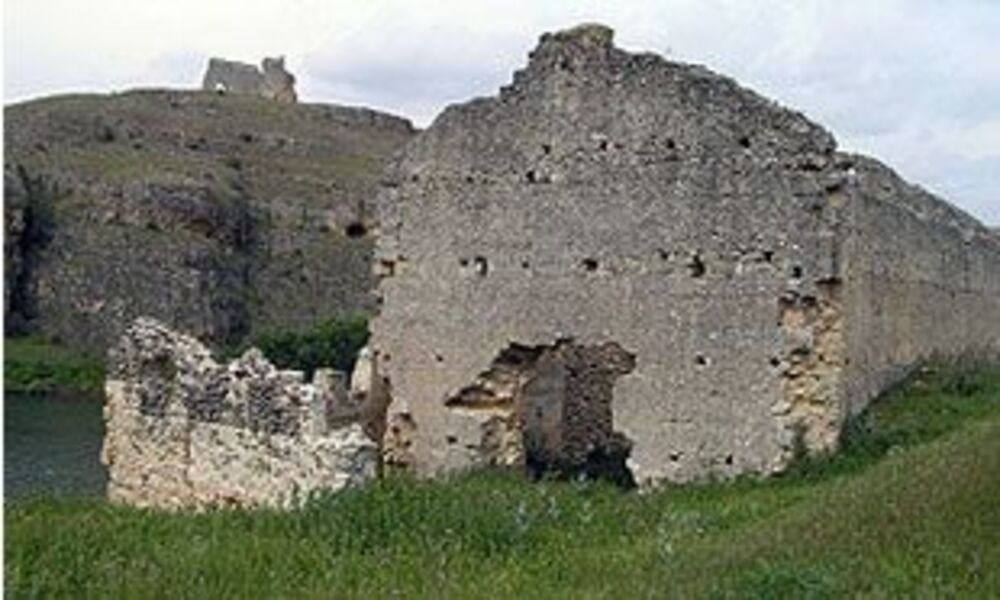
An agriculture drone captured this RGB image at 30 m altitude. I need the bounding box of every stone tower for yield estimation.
[201,56,297,103]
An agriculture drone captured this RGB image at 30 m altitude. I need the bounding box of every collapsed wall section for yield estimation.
[102,318,386,509]
[443,340,637,485]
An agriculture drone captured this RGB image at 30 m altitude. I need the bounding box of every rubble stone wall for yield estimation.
[371,24,1000,486]
[102,318,384,509]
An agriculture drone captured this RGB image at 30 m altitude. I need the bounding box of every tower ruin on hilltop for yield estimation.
[201,56,297,103]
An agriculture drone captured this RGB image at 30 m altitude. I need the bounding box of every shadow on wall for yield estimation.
[446,339,637,487]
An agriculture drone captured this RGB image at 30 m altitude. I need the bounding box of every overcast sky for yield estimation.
[4,0,999,224]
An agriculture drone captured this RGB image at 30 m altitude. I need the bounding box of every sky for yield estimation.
[4,0,999,225]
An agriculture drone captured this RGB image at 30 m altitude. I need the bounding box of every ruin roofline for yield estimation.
[431,23,834,147]
[422,23,994,241]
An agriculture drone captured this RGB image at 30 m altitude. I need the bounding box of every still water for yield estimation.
[4,393,107,499]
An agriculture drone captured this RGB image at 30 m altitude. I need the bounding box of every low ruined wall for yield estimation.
[102,318,383,509]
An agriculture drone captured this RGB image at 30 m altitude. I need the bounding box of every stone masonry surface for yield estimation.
[371,24,1000,486]
[102,317,386,509]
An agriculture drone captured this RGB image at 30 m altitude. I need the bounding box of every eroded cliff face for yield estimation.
[3,90,415,351]
[102,318,387,509]
[4,165,33,333]
[371,24,1000,485]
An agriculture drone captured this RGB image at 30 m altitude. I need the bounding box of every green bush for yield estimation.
[4,337,105,394]
[244,314,369,379]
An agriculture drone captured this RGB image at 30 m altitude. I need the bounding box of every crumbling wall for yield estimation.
[202,56,297,103]
[372,24,847,484]
[837,156,1000,412]
[102,318,388,509]
[371,24,1000,486]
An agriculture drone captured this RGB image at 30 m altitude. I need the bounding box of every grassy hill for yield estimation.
[4,90,414,351]
[6,365,999,598]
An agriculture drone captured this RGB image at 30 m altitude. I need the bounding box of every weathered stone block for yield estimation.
[102,318,379,509]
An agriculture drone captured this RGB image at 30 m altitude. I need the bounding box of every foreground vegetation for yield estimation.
[3,337,105,394]
[6,366,1000,598]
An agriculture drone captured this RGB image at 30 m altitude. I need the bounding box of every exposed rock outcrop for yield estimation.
[102,318,386,509]
[4,90,415,350]
[4,165,31,331]
[371,24,1000,485]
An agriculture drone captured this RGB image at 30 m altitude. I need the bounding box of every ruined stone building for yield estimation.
[371,25,1000,486]
[102,318,386,509]
[202,56,297,103]
[101,25,1000,507]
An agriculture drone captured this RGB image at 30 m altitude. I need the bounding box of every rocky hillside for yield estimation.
[4,90,415,352]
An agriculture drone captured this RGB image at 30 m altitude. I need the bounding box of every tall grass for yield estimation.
[6,366,1000,598]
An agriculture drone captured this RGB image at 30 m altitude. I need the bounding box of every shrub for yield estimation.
[3,337,105,394]
[246,314,369,379]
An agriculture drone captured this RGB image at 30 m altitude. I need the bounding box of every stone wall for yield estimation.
[102,318,388,509]
[371,24,1000,486]
[837,156,1000,412]
[202,56,297,103]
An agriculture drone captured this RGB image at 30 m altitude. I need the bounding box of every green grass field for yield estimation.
[3,337,105,394]
[5,366,1000,598]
